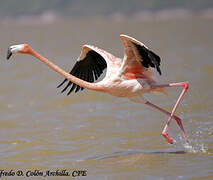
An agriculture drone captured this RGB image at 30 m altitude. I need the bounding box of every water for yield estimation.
[0,17,213,179]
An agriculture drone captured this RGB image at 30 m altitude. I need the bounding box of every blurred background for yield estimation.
[0,0,213,18]
[0,1,213,180]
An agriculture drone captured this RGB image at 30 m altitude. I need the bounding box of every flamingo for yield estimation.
[7,34,189,144]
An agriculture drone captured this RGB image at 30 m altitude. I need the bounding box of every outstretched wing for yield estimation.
[120,34,161,75]
[57,45,107,95]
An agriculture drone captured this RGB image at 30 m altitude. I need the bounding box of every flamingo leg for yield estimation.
[145,101,186,143]
[129,95,185,143]
[129,96,182,123]
[151,81,189,144]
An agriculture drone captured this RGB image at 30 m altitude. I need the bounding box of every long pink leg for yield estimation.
[145,101,186,143]
[129,96,185,143]
[129,96,182,123]
[152,81,189,144]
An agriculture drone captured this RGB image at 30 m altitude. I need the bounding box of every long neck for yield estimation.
[28,48,101,91]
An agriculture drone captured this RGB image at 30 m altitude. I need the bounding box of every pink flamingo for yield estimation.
[7,34,188,144]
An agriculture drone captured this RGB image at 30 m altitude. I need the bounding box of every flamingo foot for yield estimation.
[162,132,174,144]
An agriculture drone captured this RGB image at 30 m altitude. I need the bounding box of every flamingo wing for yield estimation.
[57,45,107,95]
[120,34,161,75]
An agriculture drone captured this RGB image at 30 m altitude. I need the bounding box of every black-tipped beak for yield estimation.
[7,48,12,60]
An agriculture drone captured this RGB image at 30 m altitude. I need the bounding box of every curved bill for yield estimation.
[7,48,12,60]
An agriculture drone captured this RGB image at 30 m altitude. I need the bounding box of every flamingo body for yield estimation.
[58,35,162,100]
[7,34,189,144]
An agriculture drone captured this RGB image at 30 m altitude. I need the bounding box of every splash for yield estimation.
[175,134,208,153]
[183,142,208,153]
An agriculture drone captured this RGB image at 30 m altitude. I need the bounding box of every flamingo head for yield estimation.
[7,44,31,60]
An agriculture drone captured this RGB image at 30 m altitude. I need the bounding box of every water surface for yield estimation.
[0,17,213,179]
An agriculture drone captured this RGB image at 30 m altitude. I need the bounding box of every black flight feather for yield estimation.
[57,50,107,95]
[133,42,162,75]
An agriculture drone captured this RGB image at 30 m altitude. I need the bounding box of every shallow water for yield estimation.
[0,17,213,179]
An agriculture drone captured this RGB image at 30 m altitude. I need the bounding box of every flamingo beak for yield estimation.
[7,48,12,60]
